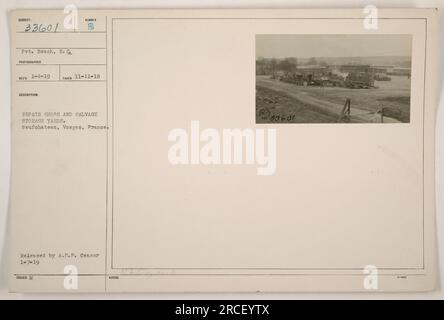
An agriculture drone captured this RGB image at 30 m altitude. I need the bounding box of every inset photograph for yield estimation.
[256,35,412,123]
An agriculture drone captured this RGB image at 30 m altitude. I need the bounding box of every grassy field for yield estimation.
[256,75,411,123]
[256,86,338,123]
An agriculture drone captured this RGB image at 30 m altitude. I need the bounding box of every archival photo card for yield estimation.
[8,9,437,293]
[256,35,412,124]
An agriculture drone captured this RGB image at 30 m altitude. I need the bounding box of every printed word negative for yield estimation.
[168,121,276,175]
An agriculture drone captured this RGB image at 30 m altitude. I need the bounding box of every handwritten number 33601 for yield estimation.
[24,23,59,33]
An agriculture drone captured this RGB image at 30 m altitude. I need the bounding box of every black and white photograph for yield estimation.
[256,35,412,123]
[1,3,443,302]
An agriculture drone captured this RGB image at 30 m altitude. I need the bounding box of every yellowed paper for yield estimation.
[9,8,438,292]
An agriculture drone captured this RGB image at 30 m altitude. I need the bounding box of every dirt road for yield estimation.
[257,76,401,123]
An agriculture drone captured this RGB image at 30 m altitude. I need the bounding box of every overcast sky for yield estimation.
[256,34,412,59]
